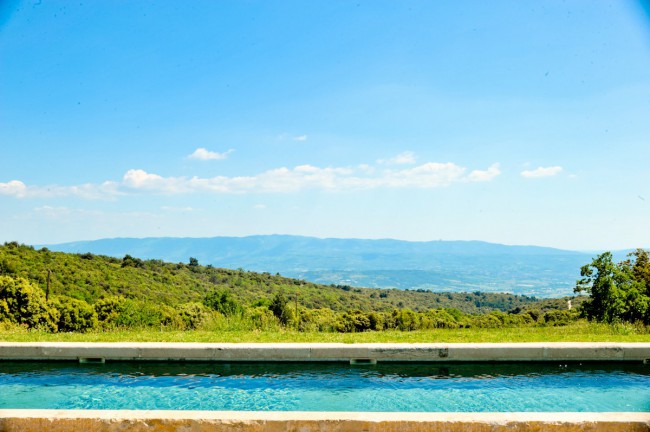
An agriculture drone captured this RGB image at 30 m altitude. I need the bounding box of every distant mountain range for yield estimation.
[40,235,628,298]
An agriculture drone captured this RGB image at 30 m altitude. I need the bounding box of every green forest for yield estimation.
[0,242,648,336]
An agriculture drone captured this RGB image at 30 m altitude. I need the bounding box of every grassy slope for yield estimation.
[1,321,648,343]
[0,243,569,314]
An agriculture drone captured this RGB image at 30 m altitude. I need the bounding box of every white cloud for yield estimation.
[0,180,27,197]
[277,133,308,142]
[521,166,563,178]
[377,151,417,165]
[123,169,167,189]
[468,163,501,182]
[0,179,120,199]
[187,148,233,161]
[380,162,466,188]
[0,160,501,199]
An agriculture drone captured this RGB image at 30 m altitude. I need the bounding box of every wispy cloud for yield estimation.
[468,163,501,182]
[31,206,104,219]
[1,160,501,199]
[277,133,308,142]
[377,151,417,165]
[521,166,563,178]
[187,148,234,161]
[0,180,121,199]
[120,160,499,194]
[160,206,197,213]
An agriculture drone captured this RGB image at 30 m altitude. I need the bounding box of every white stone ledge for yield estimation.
[0,410,648,432]
[0,342,649,362]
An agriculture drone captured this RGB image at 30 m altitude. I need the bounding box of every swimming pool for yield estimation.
[1,361,648,412]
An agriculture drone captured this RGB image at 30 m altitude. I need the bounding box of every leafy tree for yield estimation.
[575,251,650,324]
[623,249,650,289]
[188,257,199,267]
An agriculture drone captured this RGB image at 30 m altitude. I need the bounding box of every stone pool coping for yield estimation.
[0,410,649,431]
[0,342,649,362]
[2,344,649,431]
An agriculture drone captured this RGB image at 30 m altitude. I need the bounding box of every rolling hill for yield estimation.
[40,235,615,297]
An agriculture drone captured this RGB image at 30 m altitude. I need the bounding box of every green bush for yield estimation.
[203,289,243,317]
[0,276,58,331]
[111,299,170,328]
[178,302,211,330]
[269,291,294,325]
[298,308,337,332]
[471,314,503,328]
[94,296,126,326]
[421,309,461,329]
[247,306,280,330]
[335,310,373,333]
[52,296,98,332]
[392,308,420,331]
[543,309,578,326]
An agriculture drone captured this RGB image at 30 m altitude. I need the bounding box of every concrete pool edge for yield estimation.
[1,342,649,362]
[0,410,649,432]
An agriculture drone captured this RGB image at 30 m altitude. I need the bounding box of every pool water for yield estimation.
[0,362,648,412]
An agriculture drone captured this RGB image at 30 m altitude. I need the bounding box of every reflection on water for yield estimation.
[0,361,648,412]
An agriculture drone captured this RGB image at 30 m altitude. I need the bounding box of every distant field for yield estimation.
[1,321,648,343]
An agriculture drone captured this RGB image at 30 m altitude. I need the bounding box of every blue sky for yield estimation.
[1,0,649,250]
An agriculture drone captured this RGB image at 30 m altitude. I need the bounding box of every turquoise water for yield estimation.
[0,362,648,412]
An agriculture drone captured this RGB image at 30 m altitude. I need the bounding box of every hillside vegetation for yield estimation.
[43,235,604,297]
[1,242,583,334]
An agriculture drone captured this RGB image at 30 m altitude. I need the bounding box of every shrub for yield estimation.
[248,306,280,330]
[269,291,293,325]
[471,314,503,328]
[299,308,337,332]
[94,296,126,326]
[422,309,461,329]
[0,276,58,331]
[543,310,578,326]
[110,299,170,328]
[393,308,420,331]
[121,254,144,268]
[52,296,98,332]
[203,289,243,317]
[335,310,373,333]
[178,302,211,330]
[368,311,384,330]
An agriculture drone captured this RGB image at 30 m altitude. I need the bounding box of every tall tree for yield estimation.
[575,251,650,324]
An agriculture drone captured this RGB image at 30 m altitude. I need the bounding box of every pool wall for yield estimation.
[0,410,649,432]
[1,343,649,431]
[0,342,649,362]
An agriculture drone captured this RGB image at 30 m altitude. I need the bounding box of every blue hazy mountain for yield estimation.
[40,235,618,297]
